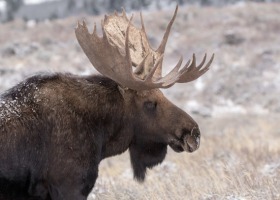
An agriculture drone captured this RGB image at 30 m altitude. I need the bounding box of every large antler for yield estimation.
[75,5,214,91]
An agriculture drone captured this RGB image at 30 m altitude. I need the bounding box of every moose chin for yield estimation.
[0,5,214,200]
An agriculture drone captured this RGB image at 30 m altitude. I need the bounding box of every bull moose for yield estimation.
[0,5,214,200]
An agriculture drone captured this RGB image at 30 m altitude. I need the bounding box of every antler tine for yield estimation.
[140,12,146,33]
[190,54,196,70]
[177,54,196,75]
[156,56,183,88]
[178,54,196,74]
[93,22,97,34]
[177,53,214,83]
[134,53,150,74]
[197,53,207,70]
[140,12,150,47]
[157,5,178,54]
[180,54,197,75]
[82,20,86,27]
[121,7,128,19]
[157,56,183,83]
[199,53,214,73]
[164,56,183,79]
[145,55,164,82]
[124,16,133,68]
[154,4,178,79]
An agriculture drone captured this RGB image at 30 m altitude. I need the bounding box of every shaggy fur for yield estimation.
[0,73,199,200]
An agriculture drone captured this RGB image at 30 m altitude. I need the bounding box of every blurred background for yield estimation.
[0,0,280,199]
[1,0,280,22]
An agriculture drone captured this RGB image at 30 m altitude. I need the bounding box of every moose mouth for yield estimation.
[169,128,200,153]
[169,139,199,153]
[169,142,185,152]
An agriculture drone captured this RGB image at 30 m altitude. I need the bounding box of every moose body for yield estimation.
[0,73,199,199]
[1,74,127,199]
[0,5,213,200]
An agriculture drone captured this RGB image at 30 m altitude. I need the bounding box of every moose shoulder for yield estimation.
[0,5,214,200]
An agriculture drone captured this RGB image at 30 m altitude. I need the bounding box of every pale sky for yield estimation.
[0,0,58,10]
[0,1,5,11]
[24,0,58,4]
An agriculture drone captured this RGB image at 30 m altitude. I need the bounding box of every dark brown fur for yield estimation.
[0,73,200,200]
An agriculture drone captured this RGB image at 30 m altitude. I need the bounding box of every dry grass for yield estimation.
[89,114,280,200]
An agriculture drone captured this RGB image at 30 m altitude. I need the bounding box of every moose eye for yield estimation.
[144,101,157,111]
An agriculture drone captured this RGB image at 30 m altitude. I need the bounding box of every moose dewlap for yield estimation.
[0,5,213,200]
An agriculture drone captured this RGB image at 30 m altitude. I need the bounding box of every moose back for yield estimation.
[0,6,213,200]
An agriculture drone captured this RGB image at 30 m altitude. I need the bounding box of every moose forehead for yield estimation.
[136,89,164,100]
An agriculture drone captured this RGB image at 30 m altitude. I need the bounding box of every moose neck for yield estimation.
[90,77,134,159]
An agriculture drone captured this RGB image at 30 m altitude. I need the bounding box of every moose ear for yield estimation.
[129,138,167,182]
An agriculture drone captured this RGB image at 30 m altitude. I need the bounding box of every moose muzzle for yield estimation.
[169,127,200,153]
[182,127,200,152]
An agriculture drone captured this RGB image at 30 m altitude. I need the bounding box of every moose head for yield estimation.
[75,5,214,181]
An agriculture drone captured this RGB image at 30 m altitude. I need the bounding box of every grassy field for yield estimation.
[89,114,280,200]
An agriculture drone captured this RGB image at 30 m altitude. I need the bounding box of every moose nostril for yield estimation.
[180,127,200,152]
[181,127,200,140]
[191,127,200,137]
[188,145,194,152]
